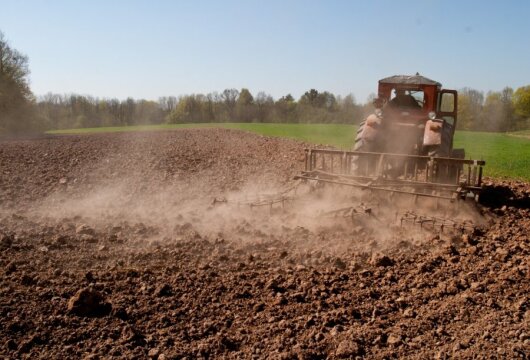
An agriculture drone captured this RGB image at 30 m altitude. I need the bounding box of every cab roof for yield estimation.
[379,74,441,87]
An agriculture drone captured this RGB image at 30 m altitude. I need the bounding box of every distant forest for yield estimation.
[2,30,530,134]
[35,90,366,129]
[34,86,530,133]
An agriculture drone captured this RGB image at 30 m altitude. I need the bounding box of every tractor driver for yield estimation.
[389,89,421,109]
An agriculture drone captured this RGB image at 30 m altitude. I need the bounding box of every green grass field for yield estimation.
[47,123,530,181]
[48,123,356,148]
[508,129,530,139]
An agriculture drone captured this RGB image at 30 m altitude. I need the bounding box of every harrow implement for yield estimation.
[211,189,480,235]
[212,187,297,212]
[318,203,374,220]
[399,211,477,233]
[295,149,485,201]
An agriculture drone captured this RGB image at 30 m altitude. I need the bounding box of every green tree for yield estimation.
[298,89,339,123]
[167,95,211,123]
[457,88,484,130]
[0,31,37,134]
[275,94,297,123]
[513,85,530,129]
[318,91,337,111]
[236,88,255,122]
[299,89,320,106]
[279,94,294,102]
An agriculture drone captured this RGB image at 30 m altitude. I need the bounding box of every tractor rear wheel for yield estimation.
[352,121,376,175]
[353,121,372,152]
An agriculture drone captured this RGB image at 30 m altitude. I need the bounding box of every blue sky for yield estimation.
[1,0,529,102]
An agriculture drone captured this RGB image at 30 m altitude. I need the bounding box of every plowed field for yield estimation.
[1,129,528,359]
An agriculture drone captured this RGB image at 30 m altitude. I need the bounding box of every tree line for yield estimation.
[33,86,530,132]
[457,87,530,131]
[33,89,366,130]
[2,30,530,135]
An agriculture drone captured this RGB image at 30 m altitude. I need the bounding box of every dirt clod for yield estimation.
[155,284,172,297]
[67,287,112,317]
[370,254,395,267]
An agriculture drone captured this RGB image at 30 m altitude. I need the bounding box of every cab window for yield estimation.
[440,92,455,112]
[389,89,424,109]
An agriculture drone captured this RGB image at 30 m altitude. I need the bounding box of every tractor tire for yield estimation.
[352,121,376,175]
[353,121,371,152]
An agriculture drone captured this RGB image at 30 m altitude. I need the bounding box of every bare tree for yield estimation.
[220,88,239,121]
[159,96,177,113]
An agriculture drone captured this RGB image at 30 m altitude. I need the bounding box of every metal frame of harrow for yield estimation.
[399,211,476,233]
[295,149,485,201]
[212,194,477,234]
[212,193,295,212]
[318,204,374,220]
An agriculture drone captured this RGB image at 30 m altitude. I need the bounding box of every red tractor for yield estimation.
[355,73,462,159]
[297,74,485,201]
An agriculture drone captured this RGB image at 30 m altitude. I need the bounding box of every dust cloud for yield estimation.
[30,168,482,259]
[3,128,485,262]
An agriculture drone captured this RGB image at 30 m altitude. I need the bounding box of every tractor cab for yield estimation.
[379,74,458,128]
[376,74,440,113]
[365,74,459,156]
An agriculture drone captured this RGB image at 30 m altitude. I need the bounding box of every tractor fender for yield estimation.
[423,119,443,146]
[359,114,381,142]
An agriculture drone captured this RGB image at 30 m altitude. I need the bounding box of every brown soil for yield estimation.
[0,129,528,359]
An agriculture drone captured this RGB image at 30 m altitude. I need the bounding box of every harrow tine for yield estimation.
[399,210,476,234]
